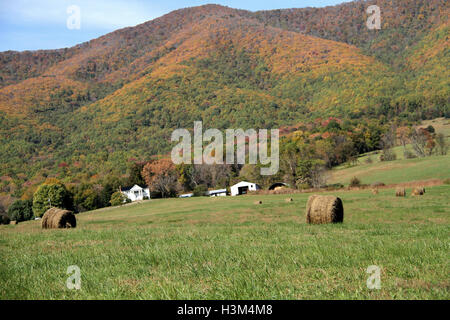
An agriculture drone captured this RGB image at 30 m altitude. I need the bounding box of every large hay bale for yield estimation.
[371,189,379,195]
[285,198,294,202]
[306,195,344,224]
[41,207,76,229]
[412,187,425,196]
[395,187,406,197]
[254,200,262,205]
[0,213,10,225]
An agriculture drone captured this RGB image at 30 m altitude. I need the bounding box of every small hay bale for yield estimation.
[285,198,294,202]
[412,187,425,196]
[254,201,262,205]
[372,189,379,195]
[0,213,11,225]
[306,195,344,224]
[41,207,76,229]
[395,187,406,197]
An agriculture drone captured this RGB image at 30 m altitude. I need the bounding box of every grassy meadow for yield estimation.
[330,118,450,185]
[1,185,449,299]
[329,153,450,185]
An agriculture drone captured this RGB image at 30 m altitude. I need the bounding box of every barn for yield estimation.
[230,181,261,196]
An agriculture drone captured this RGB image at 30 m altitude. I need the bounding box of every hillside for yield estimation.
[330,118,450,185]
[0,0,449,203]
[253,0,448,66]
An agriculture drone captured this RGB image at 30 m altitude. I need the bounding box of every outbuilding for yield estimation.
[207,189,227,197]
[179,193,194,198]
[268,182,288,190]
[230,181,261,196]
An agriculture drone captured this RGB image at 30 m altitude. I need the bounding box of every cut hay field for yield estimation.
[1,185,449,300]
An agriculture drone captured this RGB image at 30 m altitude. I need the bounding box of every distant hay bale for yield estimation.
[372,189,379,195]
[41,207,76,229]
[395,187,406,197]
[306,195,344,224]
[285,198,294,202]
[0,213,10,225]
[254,201,262,205]
[412,187,425,196]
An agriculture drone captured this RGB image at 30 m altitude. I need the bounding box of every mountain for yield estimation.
[253,0,448,66]
[0,0,448,200]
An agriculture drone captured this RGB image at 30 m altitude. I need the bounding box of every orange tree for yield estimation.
[142,159,180,198]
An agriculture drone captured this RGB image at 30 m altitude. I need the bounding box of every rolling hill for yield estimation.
[0,0,448,202]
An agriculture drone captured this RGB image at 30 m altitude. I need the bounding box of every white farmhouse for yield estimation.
[121,185,150,202]
[230,181,261,196]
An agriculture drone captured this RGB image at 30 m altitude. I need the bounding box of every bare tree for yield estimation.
[435,133,448,155]
[209,164,232,188]
[310,166,330,189]
[410,129,427,157]
[380,125,397,161]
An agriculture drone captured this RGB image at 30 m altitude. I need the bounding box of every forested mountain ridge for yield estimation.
[253,0,448,66]
[0,0,448,205]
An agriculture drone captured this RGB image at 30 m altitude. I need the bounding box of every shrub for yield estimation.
[33,181,73,217]
[0,213,10,225]
[349,176,361,187]
[110,191,128,206]
[296,183,311,190]
[380,149,397,161]
[444,178,450,185]
[8,199,33,222]
[365,156,373,164]
[404,150,417,159]
[425,125,435,133]
[193,185,208,197]
[327,183,344,189]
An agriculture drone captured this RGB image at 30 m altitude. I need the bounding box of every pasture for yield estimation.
[1,185,449,299]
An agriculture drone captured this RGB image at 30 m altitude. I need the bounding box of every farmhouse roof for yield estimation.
[121,184,148,192]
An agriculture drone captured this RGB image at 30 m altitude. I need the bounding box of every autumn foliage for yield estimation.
[0,1,448,205]
[142,159,179,198]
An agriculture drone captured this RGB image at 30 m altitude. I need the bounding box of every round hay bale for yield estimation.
[372,189,379,195]
[306,195,344,224]
[42,207,76,229]
[0,213,11,225]
[285,198,294,202]
[412,187,425,196]
[395,187,406,197]
[254,201,262,205]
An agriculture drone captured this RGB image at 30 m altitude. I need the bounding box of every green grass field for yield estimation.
[330,153,450,185]
[1,185,449,300]
[330,118,450,186]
